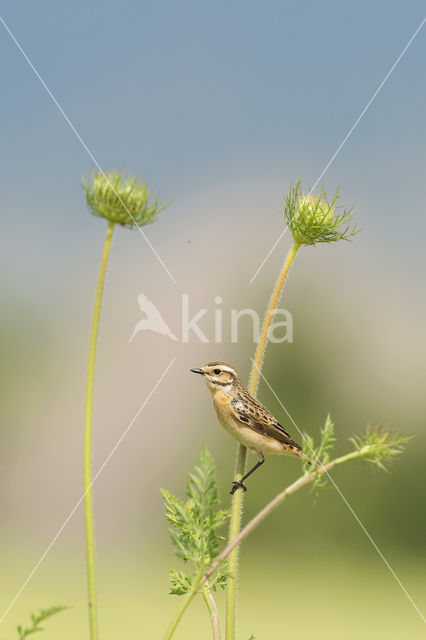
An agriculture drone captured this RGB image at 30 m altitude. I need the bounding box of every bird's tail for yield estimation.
[296,450,313,466]
[291,443,314,466]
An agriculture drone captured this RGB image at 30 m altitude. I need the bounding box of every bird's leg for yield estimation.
[230,452,265,494]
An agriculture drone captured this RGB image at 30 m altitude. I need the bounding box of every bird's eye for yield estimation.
[213,369,221,375]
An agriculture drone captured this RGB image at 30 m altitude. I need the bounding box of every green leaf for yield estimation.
[169,569,192,595]
[317,413,336,466]
[303,414,336,492]
[208,558,230,591]
[186,447,219,512]
[16,605,68,640]
[162,447,230,597]
[350,426,411,470]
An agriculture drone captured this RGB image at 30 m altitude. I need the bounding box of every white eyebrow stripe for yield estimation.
[216,365,236,375]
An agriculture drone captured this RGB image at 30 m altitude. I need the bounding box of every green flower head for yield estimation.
[83,170,167,227]
[283,179,358,245]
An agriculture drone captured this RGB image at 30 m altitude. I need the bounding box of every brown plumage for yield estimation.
[230,386,302,453]
[190,361,304,493]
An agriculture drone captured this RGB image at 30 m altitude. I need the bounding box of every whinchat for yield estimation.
[191,361,304,494]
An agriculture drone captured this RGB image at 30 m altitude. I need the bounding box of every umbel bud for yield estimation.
[283,179,357,245]
[83,170,167,227]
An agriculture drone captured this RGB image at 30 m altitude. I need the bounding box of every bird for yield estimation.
[129,293,178,342]
[190,361,305,494]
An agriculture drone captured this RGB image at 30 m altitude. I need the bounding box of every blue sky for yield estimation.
[0,1,425,355]
[1,2,425,210]
[1,1,425,370]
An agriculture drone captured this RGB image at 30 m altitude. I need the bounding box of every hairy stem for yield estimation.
[225,240,301,639]
[204,450,360,587]
[202,582,221,640]
[163,567,204,640]
[248,240,301,396]
[225,444,247,639]
[83,220,115,640]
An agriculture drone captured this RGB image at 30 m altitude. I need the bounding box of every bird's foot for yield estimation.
[230,480,247,495]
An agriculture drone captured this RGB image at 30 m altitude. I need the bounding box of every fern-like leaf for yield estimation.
[16,605,68,640]
[161,447,230,596]
[302,414,336,491]
[350,426,411,471]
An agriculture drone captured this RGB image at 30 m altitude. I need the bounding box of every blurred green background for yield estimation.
[1,1,425,638]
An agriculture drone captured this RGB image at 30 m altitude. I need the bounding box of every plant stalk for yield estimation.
[83,220,115,640]
[202,582,221,640]
[225,240,301,639]
[203,450,361,587]
[224,444,247,640]
[248,240,301,396]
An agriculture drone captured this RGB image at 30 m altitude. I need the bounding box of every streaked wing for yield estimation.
[231,396,301,450]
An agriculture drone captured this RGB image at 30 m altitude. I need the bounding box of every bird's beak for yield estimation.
[190,368,205,375]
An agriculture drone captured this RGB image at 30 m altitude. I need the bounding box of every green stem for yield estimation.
[225,240,301,640]
[163,567,204,640]
[248,240,301,396]
[202,582,221,640]
[224,444,246,639]
[83,220,115,640]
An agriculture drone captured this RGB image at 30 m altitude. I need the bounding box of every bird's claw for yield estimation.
[230,480,247,495]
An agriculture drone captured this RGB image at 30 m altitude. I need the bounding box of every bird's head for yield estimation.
[190,362,239,393]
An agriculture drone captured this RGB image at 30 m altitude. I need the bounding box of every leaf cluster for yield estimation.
[161,447,229,595]
[83,170,167,227]
[16,605,68,640]
[350,425,411,471]
[302,414,336,490]
[283,179,358,245]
